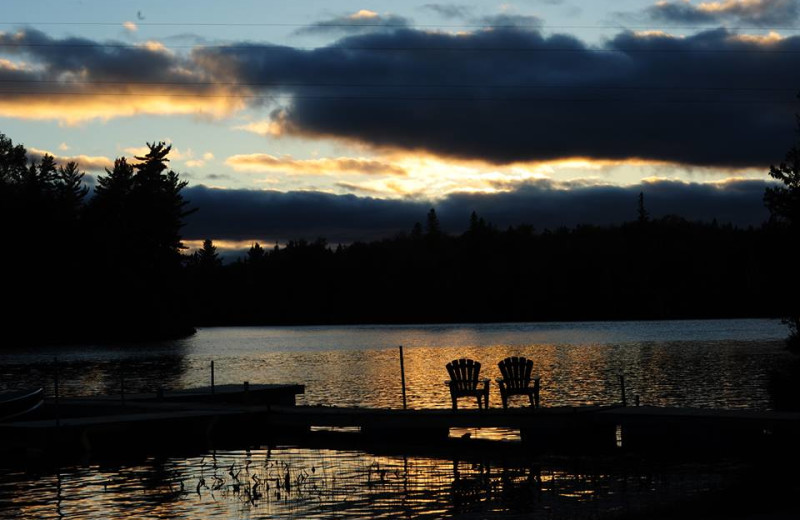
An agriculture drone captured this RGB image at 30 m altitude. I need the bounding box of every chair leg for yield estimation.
[501,392,508,410]
[451,393,458,410]
[528,393,535,408]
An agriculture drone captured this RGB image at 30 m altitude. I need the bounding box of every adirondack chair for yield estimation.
[496,356,540,409]
[445,358,490,410]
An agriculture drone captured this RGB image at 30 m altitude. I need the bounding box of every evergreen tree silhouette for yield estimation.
[194,239,222,269]
[89,143,195,339]
[765,113,800,348]
[637,192,649,224]
[247,242,265,264]
[425,208,441,238]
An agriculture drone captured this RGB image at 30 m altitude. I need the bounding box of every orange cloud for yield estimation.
[225,153,407,176]
[0,88,245,125]
[27,147,114,171]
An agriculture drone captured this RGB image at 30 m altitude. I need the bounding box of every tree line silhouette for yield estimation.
[186,208,792,327]
[1,133,194,344]
[1,129,798,346]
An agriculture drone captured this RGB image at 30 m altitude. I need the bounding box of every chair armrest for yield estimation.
[444,380,452,386]
[533,376,541,381]
[495,378,504,383]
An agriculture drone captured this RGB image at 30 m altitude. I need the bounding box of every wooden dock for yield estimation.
[3,382,800,457]
[265,404,800,453]
[0,384,304,454]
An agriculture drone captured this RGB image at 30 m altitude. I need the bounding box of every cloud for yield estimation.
[475,14,544,28]
[182,178,771,243]
[4,25,800,168]
[0,28,245,123]
[295,10,411,35]
[225,153,408,176]
[27,147,114,171]
[645,0,800,26]
[233,119,288,137]
[195,26,800,168]
[123,21,138,33]
[421,4,473,19]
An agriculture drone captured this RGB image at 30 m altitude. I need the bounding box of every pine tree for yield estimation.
[637,192,649,224]
[765,115,800,349]
[247,242,265,264]
[195,239,222,269]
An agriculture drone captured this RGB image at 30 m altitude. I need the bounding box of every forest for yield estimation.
[1,131,797,345]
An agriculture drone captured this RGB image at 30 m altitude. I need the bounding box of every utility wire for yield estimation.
[0,90,793,104]
[0,78,796,91]
[2,41,800,53]
[2,21,800,31]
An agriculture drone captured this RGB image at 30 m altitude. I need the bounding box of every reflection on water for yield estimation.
[0,319,789,409]
[0,446,732,519]
[0,320,782,518]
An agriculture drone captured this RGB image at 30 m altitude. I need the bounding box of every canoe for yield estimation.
[0,388,44,422]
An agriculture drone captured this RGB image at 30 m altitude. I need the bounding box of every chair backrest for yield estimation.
[446,358,482,392]
[498,356,534,390]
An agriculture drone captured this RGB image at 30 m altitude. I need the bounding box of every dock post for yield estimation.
[618,373,627,407]
[54,357,61,427]
[399,346,407,410]
[120,364,126,406]
[211,360,215,395]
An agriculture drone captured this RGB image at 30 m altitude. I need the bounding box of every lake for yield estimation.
[0,319,793,519]
[0,319,790,409]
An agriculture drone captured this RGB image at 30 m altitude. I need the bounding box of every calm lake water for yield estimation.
[0,319,790,409]
[0,319,792,518]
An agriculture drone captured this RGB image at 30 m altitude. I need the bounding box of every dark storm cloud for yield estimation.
[294,12,411,35]
[182,185,428,243]
[182,179,771,243]
[646,0,800,26]
[4,25,800,167]
[0,28,242,120]
[0,28,182,81]
[195,26,800,168]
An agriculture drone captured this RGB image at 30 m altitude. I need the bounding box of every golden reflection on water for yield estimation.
[177,341,784,410]
[0,447,731,520]
[0,324,788,410]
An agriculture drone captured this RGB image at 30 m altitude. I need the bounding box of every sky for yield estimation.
[2,0,799,250]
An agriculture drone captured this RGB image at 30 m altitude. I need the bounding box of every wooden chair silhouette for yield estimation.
[496,356,540,409]
[445,358,490,410]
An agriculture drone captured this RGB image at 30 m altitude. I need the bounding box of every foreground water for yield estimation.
[1,447,739,519]
[0,319,792,518]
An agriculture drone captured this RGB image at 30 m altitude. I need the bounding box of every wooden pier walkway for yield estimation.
[3,383,800,456]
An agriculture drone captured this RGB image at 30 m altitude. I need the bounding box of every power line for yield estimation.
[2,21,800,31]
[0,78,796,92]
[2,41,800,54]
[0,89,793,104]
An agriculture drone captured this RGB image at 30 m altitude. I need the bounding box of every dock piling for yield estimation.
[211,360,215,395]
[618,373,627,407]
[120,363,126,406]
[399,346,407,410]
[54,357,61,427]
